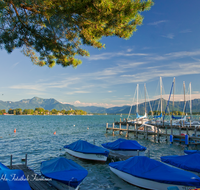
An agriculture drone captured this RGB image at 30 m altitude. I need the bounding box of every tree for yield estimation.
[0,0,153,68]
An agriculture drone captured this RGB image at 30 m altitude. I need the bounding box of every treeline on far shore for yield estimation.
[0,108,87,115]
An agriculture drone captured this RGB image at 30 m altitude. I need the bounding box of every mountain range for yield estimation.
[0,97,200,114]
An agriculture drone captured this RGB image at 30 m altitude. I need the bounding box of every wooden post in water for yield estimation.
[146,125,148,139]
[125,124,129,138]
[25,154,27,167]
[10,155,12,169]
[170,119,173,136]
[147,150,150,158]
[112,123,115,136]
[136,124,138,138]
[106,123,108,133]
[179,125,181,144]
[194,126,197,137]
[119,122,121,135]
[157,126,160,143]
[137,150,139,156]
[165,125,168,141]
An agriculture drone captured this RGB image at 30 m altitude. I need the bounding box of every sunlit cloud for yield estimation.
[87,52,149,60]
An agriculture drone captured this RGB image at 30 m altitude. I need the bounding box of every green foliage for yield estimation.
[65,109,87,115]
[0,0,153,68]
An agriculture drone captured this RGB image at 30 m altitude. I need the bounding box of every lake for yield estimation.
[0,115,198,190]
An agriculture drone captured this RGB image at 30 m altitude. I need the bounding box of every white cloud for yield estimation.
[148,20,168,26]
[180,29,192,33]
[87,52,149,61]
[162,33,174,39]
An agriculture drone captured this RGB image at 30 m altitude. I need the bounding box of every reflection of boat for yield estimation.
[0,162,31,190]
[40,157,88,190]
[109,156,200,190]
[101,138,146,156]
[161,153,200,176]
[64,140,109,162]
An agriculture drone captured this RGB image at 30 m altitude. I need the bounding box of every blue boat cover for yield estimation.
[172,115,183,120]
[0,162,31,190]
[184,150,200,155]
[102,138,146,151]
[153,113,162,118]
[109,156,200,187]
[161,153,200,173]
[41,157,88,188]
[64,140,109,157]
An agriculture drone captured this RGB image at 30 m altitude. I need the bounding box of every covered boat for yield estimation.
[184,150,200,155]
[102,138,146,156]
[0,162,31,190]
[64,140,109,162]
[161,153,200,176]
[40,157,88,190]
[109,156,200,190]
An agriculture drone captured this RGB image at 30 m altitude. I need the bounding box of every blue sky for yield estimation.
[0,0,200,108]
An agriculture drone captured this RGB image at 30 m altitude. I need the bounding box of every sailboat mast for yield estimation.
[173,77,175,114]
[160,77,162,115]
[136,84,139,113]
[190,82,192,116]
[183,81,186,114]
[144,83,146,114]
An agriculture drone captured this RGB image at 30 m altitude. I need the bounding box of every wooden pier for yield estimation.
[7,155,58,190]
[106,120,200,145]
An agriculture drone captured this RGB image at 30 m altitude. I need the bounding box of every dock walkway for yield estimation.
[8,164,58,190]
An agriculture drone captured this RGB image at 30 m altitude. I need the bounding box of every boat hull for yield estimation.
[110,150,145,156]
[66,148,107,162]
[110,167,198,190]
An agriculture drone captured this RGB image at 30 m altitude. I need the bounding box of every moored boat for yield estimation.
[0,162,31,190]
[102,138,146,156]
[40,157,88,190]
[161,153,200,176]
[184,150,200,155]
[64,140,109,162]
[109,156,200,190]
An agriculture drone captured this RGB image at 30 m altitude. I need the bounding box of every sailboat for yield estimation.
[171,81,187,126]
[127,84,148,124]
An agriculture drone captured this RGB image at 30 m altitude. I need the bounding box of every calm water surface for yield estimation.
[0,115,199,190]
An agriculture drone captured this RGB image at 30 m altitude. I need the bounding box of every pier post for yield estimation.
[170,119,173,135]
[194,126,197,137]
[112,123,115,136]
[154,125,156,141]
[157,126,160,143]
[186,124,188,136]
[136,124,138,138]
[119,122,121,135]
[134,123,136,137]
[190,120,191,128]
[147,150,150,158]
[10,155,12,169]
[25,154,27,167]
[106,123,108,133]
[146,126,148,140]
[165,125,168,141]
[125,124,129,138]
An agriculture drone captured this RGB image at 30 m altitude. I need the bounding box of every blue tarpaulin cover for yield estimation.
[161,153,200,173]
[109,156,200,187]
[64,140,109,156]
[172,115,183,120]
[153,113,162,118]
[40,157,88,188]
[102,138,146,151]
[184,150,200,155]
[0,162,31,190]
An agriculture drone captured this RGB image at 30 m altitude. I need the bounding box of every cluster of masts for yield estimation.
[128,77,193,121]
